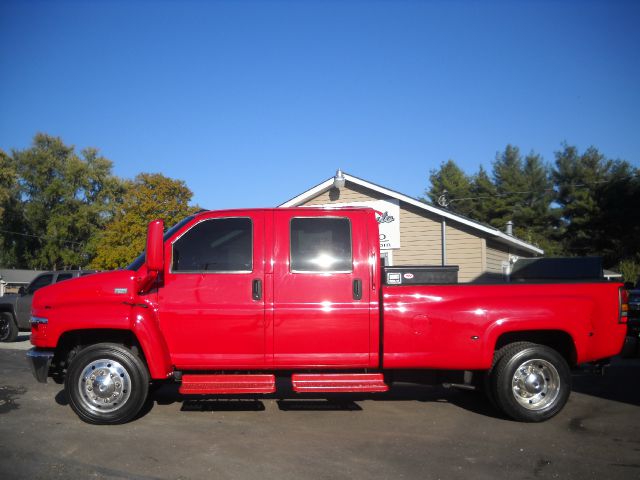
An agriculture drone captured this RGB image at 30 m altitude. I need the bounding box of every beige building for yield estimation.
[279,171,542,283]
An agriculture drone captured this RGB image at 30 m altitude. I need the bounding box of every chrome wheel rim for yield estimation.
[77,359,132,413]
[511,358,560,411]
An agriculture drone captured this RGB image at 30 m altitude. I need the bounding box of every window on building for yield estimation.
[290,217,352,272]
[172,218,253,273]
[27,274,54,294]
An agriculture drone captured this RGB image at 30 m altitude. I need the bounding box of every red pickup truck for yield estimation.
[26,207,629,424]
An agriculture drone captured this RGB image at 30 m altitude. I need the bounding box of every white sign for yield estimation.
[321,198,401,249]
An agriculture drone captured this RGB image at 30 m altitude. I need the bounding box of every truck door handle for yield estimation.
[252,279,262,301]
[353,278,362,300]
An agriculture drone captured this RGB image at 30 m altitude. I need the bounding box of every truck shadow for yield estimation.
[146,382,503,419]
[571,357,640,407]
[54,359,640,421]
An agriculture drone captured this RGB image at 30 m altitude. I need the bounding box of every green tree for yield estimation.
[491,145,527,229]
[591,161,640,266]
[10,134,123,269]
[553,145,609,259]
[91,173,199,270]
[517,153,560,253]
[425,159,475,217]
[468,165,499,224]
[0,149,23,266]
[553,145,639,266]
[489,146,558,253]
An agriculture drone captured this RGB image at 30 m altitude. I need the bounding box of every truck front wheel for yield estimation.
[65,343,149,424]
[490,342,571,422]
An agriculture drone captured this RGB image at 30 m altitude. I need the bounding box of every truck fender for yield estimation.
[481,321,584,367]
[130,306,173,379]
[0,301,18,320]
[480,296,594,367]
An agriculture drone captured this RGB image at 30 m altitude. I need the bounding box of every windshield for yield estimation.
[126,215,197,271]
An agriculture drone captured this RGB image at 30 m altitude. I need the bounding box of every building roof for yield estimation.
[279,171,544,255]
[0,269,46,284]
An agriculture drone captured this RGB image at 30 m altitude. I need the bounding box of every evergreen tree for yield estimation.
[591,161,639,265]
[518,153,560,253]
[491,144,527,230]
[553,145,609,257]
[489,146,558,252]
[468,165,498,225]
[425,159,474,217]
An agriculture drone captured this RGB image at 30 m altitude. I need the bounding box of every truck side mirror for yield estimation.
[146,219,165,272]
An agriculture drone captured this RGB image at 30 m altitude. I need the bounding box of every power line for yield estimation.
[0,229,84,247]
[441,179,628,206]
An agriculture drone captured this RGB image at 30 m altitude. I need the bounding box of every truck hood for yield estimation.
[32,270,141,313]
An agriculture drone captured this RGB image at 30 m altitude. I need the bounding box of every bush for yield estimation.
[616,257,640,285]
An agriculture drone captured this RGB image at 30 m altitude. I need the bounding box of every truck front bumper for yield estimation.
[26,348,55,383]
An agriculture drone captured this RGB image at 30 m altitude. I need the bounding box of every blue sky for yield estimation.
[1,0,638,209]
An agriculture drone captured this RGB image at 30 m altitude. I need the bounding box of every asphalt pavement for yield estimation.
[1,335,639,480]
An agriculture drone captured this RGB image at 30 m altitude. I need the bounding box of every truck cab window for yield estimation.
[172,217,253,273]
[290,217,352,272]
[56,273,73,283]
[27,274,54,294]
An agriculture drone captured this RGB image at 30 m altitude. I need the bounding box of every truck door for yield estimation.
[157,211,266,368]
[273,210,371,367]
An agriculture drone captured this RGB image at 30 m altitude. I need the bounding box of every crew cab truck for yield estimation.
[26,208,628,424]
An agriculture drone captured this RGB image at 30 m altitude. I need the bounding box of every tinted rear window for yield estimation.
[290,217,352,272]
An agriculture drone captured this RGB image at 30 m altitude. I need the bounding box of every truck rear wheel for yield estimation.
[65,343,149,424]
[490,342,571,422]
[0,313,18,342]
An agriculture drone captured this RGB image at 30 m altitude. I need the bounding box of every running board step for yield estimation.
[291,373,389,393]
[179,374,276,394]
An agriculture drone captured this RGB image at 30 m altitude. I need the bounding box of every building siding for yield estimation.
[392,203,442,266]
[486,240,508,274]
[445,223,484,282]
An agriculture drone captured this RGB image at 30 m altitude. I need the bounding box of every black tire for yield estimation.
[483,341,532,408]
[65,343,149,425]
[0,312,18,342]
[490,342,571,422]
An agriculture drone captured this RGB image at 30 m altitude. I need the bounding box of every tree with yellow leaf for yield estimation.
[91,173,199,270]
